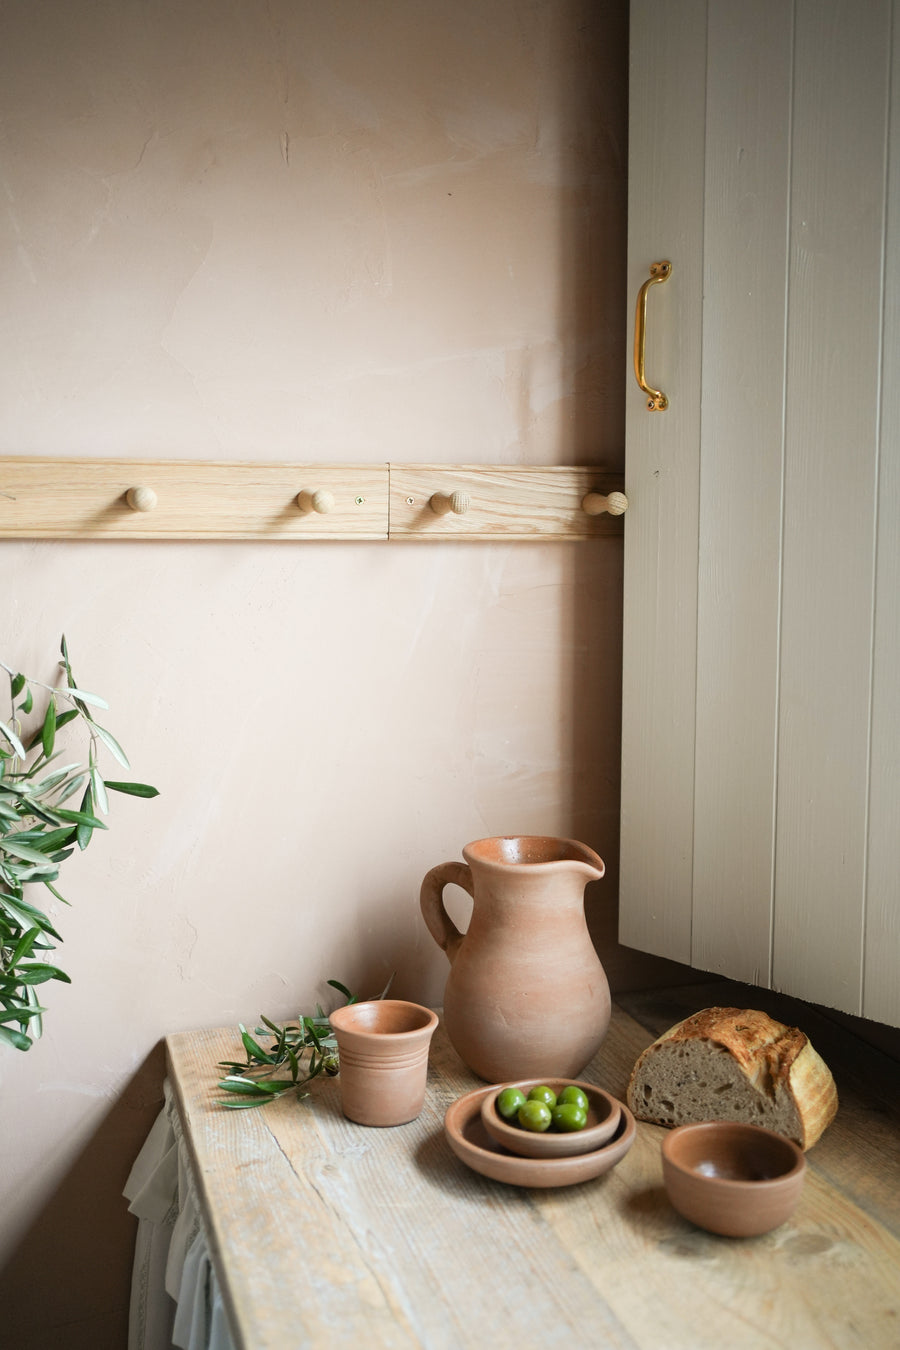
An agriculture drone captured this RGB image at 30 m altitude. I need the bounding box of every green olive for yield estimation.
[517,1100,553,1132]
[557,1086,589,1113]
[496,1087,527,1121]
[526,1084,557,1109]
[551,1103,588,1132]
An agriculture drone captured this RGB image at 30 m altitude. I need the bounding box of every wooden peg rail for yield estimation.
[0,458,627,542]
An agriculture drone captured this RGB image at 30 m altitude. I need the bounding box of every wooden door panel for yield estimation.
[861,9,900,1028]
[622,0,900,1027]
[619,0,707,964]
[772,0,890,1011]
[691,0,793,983]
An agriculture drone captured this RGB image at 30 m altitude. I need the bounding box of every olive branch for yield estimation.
[216,975,393,1108]
[0,636,158,1050]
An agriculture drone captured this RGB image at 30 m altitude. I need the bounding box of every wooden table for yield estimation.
[166,983,900,1349]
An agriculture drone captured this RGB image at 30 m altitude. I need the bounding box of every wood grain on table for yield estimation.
[166,988,900,1350]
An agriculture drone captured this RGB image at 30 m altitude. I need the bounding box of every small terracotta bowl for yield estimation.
[480,1078,621,1159]
[661,1122,806,1237]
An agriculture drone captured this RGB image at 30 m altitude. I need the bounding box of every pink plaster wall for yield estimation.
[0,3,682,1344]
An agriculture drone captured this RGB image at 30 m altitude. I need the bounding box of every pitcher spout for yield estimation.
[462,835,605,882]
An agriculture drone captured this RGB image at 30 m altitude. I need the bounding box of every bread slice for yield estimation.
[626,1006,838,1149]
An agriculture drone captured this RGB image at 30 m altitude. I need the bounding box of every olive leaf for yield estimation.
[41,697,56,759]
[0,721,26,759]
[0,637,158,1051]
[90,724,130,770]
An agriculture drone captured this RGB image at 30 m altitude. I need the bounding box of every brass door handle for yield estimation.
[633,260,671,411]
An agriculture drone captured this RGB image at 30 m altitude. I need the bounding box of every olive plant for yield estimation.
[0,636,158,1050]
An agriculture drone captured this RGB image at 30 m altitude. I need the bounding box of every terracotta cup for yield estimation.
[328,999,439,1127]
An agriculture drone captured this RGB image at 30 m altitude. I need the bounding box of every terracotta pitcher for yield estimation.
[420,836,610,1082]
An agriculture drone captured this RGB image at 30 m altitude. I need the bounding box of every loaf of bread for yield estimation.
[626,1007,838,1149]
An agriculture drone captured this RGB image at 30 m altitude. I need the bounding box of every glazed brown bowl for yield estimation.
[480,1079,621,1159]
[661,1122,806,1237]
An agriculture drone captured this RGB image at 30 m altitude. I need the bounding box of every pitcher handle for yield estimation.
[419,861,473,965]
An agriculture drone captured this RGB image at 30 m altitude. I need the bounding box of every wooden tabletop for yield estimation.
[166,985,900,1350]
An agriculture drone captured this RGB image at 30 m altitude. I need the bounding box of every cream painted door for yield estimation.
[620,0,900,1027]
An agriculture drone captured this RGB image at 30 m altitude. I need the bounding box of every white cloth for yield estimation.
[124,1081,236,1350]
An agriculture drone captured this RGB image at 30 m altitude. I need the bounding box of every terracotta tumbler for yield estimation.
[329,999,439,1127]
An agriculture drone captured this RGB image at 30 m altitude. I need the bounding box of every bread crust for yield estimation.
[626,1006,838,1149]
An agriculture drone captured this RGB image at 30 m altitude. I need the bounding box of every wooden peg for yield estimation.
[296,489,335,514]
[429,490,470,517]
[125,486,158,512]
[582,490,628,517]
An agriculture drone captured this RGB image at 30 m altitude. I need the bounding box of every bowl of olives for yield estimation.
[480,1079,622,1159]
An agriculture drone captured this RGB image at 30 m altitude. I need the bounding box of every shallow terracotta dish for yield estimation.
[445,1085,635,1187]
[661,1121,806,1237]
[480,1079,621,1159]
